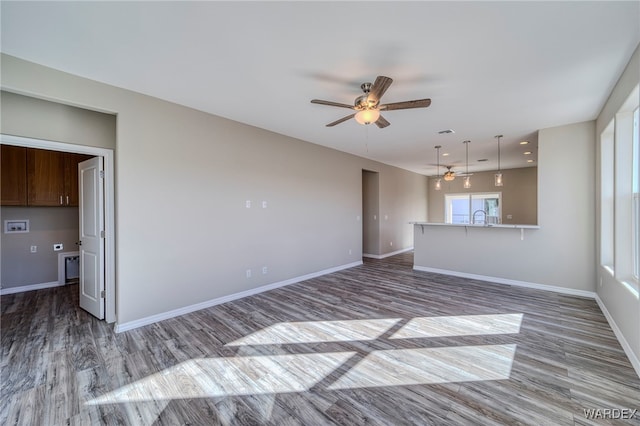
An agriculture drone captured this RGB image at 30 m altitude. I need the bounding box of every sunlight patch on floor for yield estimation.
[390,313,523,339]
[88,314,522,406]
[328,344,517,389]
[87,351,355,404]
[225,318,401,346]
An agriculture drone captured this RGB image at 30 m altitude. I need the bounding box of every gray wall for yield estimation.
[595,43,639,368]
[1,54,428,326]
[1,207,79,287]
[415,120,596,293]
[1,91,116,148]
[427,167,538,225]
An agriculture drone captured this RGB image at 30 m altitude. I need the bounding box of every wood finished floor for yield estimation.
[2,252,639,425]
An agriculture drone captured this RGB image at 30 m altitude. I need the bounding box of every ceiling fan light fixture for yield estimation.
[443,170,455,181]
[354,108,380,125]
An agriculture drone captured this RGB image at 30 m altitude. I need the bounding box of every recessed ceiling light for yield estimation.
[438,129,455,134]
[523,151,532,155]
[442,153,450,157]
[519,141,529,145]
[477,159,488,162]
[527,159,534,163]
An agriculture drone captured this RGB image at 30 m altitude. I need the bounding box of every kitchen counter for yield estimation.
[411,222,539,229]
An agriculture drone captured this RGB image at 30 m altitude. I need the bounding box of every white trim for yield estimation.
[1,281,62,295]
[363,247,413,260]
[595,294,640,378]
[0,134,116,323]
[114,261,363,333]
[413,265,597,298]
[57,251,79,285]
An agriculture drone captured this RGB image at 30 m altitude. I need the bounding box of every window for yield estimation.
[601,86,639,297]
[600,123,615,270]
[445,193,501,224]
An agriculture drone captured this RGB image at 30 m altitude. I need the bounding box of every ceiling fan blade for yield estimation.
[375,115,390,128]
[326,113,356,127]
[311,99,355,109]
[368,76,393,103]
[380,98,431,111]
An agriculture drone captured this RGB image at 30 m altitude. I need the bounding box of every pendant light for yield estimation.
[495,134,504,187]
[463,140,471,189]
[434,145,442,190]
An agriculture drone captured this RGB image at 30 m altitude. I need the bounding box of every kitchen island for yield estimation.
[410,222,593,298]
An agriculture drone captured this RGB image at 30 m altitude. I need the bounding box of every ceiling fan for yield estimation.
[310,75,431,128]
[442,166,472,181]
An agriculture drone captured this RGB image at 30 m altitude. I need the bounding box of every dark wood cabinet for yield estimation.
[27,148,66,206]
[1,146,92,207]
[64,153,92,206]
[1,145,28,206]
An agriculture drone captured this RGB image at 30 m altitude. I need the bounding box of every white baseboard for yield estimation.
[413,265,596,298]
[363,247,413,260]
[115,260,363,333]
[595,295,640,378]
[0,281,64,295]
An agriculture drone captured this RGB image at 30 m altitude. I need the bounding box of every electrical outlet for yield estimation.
[262,266,268,274]
[262,201,267,209]
[30,245,37,253]
[246,269,252,278]
[245,200,251,208]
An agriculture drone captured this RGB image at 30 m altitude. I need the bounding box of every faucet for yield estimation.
[472,209,487,224]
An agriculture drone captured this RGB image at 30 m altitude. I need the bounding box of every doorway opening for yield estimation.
[0,134,116,323]
[362,170,380,258]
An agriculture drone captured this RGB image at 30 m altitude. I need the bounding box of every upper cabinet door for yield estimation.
[65,153,93,206]
[27,148,66,206]
[1,145,28,206]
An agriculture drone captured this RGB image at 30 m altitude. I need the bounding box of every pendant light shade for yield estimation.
[495,135,504,187]
[434,145,442,191]
[463,140,471,189]
[464,176,471,189]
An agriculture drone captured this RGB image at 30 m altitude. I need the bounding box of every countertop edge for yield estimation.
[410,222,540,229]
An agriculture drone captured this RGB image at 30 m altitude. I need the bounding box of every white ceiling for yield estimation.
[1,1,639,176]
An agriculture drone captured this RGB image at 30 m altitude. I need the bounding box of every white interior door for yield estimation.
[79,156,105,319]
